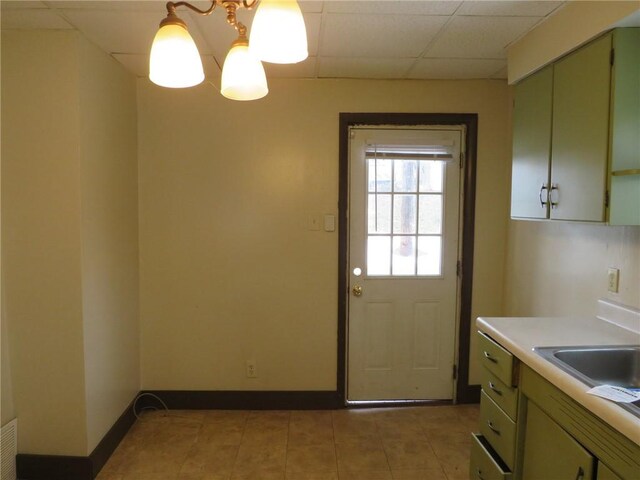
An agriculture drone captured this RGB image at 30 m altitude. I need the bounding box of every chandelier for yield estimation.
[149,0,308,101]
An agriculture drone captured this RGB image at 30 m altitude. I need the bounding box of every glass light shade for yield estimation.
[221,42,268,101]
[149,23,205,88]
[249,0,308,64]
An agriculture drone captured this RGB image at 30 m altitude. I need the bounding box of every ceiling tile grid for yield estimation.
[0,0,570,81]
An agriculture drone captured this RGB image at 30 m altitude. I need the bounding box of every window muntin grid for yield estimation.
[366,158,445,277]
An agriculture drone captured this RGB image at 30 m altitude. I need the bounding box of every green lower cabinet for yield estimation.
[522,401,595,480]
[598,463,623,480]
[470,433,512,480]
[480,391,517,470]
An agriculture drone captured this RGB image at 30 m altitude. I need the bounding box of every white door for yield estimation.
[347,127,463,401]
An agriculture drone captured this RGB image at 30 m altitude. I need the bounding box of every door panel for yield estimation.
[511,65,553,219]
[347,127,462,401]
[551,33,611,221]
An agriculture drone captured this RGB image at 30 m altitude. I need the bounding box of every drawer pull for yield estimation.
[487,420,501,435]
[488,381,502,395]
[575,467,584,480]
[483,351,498,363]
[476,468,485,480]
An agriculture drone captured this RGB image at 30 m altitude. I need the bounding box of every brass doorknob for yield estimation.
[352,285,363,297]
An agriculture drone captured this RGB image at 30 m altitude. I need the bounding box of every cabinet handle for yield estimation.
[487,420,501,435]
[488,381,502,395]
[483,351,497,363]
[575,467,584,480]
[549,184,559,209]
[539,183,549,208]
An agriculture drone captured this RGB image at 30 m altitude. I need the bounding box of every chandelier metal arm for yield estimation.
[242,0,258,9]
[165,0,217,17]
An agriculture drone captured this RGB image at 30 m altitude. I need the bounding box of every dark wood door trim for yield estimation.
[337,113,480,405]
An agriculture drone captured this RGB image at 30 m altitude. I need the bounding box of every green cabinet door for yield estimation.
[522,401,595,480]
[598,463,623,480]
[609,28,640,225]
[511,66,553,219]
[551,33,612,222]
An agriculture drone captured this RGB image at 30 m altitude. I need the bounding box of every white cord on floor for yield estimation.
[132,392,170,420]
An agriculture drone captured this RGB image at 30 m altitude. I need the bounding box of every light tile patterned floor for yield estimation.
[96,405,479,480]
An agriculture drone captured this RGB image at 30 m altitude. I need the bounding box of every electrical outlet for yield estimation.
[246,360,257,378]
[607,268,620,293]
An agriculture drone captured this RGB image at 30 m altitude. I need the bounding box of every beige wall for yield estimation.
[504,222,640,316]
[2,30,89,455]
[77,38,139,452]
[504,2,640,317]
[138,78,511,390]
[1,30,139,456]
[508,1,639,83]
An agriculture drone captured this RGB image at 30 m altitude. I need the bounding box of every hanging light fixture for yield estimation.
[148,0,307,100]
[250,0,308,64]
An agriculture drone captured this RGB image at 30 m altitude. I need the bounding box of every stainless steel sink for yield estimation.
[534,345,640,418]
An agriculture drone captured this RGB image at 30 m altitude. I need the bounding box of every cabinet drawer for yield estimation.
[480,391,517,470]
[470,433,512,480]
[478,332,516,386]
[481,368,518,421]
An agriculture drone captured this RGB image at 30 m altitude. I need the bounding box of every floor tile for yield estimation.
[286,444,338,474]
[337,469,392,480]
[232,443,287,477]
[286,472,339,480]
[100,404,476,480]
[382,440,440,470]
[198,421,245,446]
[179,443,238,476]
[391,467,448,479]
[335,442,389,472]
[431,441,471,480]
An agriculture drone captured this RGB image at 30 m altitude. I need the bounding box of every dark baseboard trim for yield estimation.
[347,399,453,409]
[456,384,481,404]
[89,396,138,477]
[16,454,93,480]
[16,394,138,480]
[140,390,344,410]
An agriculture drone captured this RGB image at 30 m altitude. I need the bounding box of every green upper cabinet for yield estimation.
[609,28,640,225]
[510,28,640,225]
[511,66,553,219]
[550,33,612,222]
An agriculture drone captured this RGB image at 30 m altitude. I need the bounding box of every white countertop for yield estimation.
[476,315,640,446]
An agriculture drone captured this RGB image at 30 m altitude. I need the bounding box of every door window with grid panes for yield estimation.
[366,146,449,277]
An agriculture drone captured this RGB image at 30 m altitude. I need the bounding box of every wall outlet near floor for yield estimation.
[607,268,620,293]
[246,360,258,378]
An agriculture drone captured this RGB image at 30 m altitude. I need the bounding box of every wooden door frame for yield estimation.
[337,113,480,405]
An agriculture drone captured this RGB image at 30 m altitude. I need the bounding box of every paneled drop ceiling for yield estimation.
[1,1,566,81]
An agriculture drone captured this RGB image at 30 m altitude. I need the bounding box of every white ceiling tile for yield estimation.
[320,13,448,58]
[1,1,47,9]
[408,58,506,79]
[425,15,540,59]
[263,56,317,77]
[326,1,461,15]
[191,7,256,60]
[112,53,148,77]
[1,8,73,29]
[50,1,168,11]
[192,10,321,62]
[299,1,324,13]
[490,65,508,79]
[457,1,563,17]
[319,56,414,79]
[61,9,161,53]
